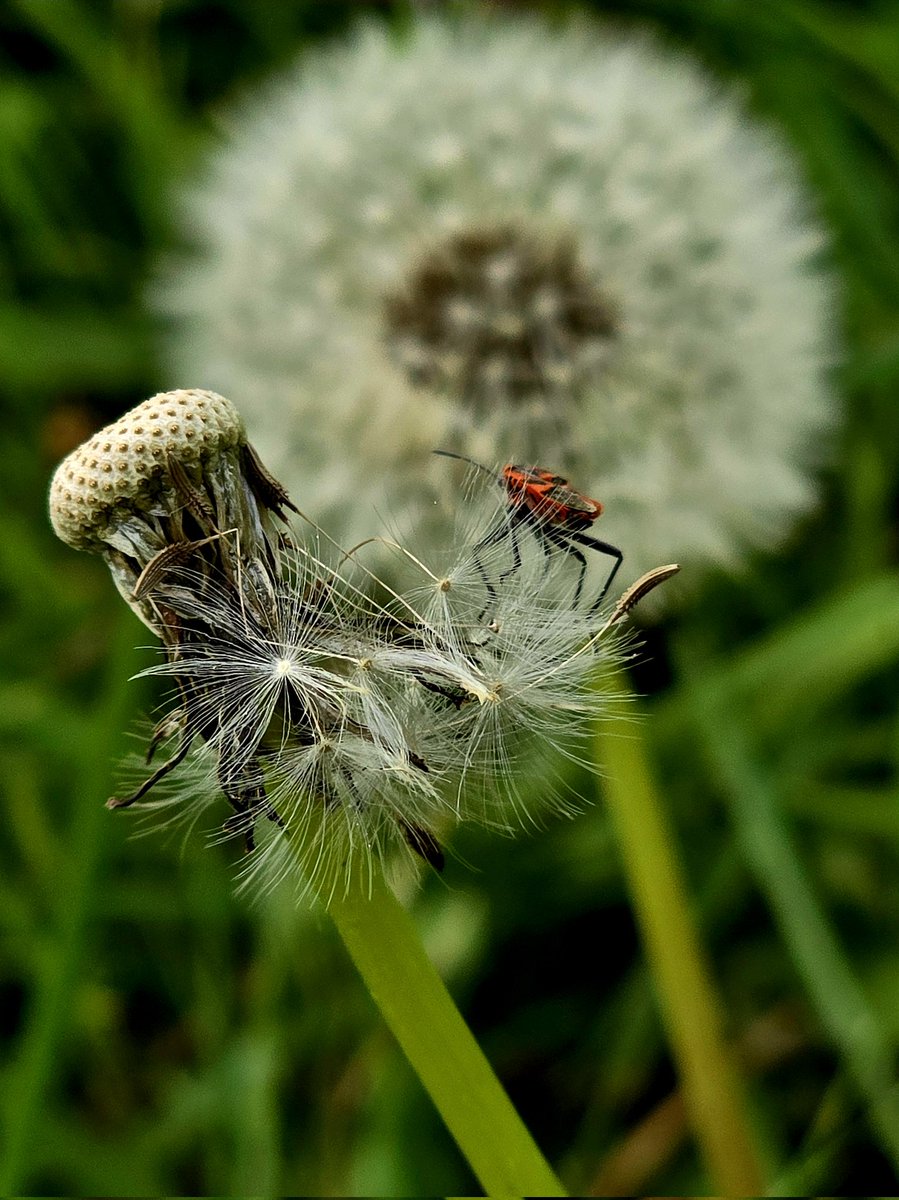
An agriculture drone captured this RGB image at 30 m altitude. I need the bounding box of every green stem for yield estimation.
[594,670,764,1196]
[328,871,567,1198]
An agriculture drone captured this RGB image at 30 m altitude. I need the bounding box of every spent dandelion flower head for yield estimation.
[49,390,651,903]
[154,12,837,593]
[47,387,296,632]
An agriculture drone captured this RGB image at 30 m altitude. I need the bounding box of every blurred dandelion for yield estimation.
[154,13,836,590]
[48,390,658,902]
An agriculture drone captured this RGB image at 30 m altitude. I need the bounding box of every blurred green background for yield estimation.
[4,0,899,1194]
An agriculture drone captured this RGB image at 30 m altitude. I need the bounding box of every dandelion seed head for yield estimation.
[48,388,243,552]
[155,15,836,593]
[48,387,296,634]
[51,393,659,903]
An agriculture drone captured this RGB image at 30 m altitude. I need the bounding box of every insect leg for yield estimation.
[540,523,589,605]
[567,530,624,611]
[470,512,521,620]
[496,513,525,586]
[468,519,506,614]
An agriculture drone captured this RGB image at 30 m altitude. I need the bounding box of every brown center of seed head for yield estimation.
[383,222,617,410]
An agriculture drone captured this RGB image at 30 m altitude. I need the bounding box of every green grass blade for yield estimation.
[690,690,899,1168]
[0,615,142,1195]
[659,572,899,742]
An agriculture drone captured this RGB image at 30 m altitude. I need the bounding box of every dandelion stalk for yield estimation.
[328,869,567,1198]
[594,669,764,1195]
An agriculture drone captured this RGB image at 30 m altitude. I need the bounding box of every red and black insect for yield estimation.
[434,451,623,612]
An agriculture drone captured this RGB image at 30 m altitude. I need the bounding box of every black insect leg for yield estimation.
[469,518,510,598]
[531,525,623,610]
[495,513,525,587]
[539,523,590,606]
[468,514,514,620]
[219,751,284,853]
[568,530,623,611]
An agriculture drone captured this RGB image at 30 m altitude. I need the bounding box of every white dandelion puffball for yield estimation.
[48,389,641,902]
[154,13,836,589]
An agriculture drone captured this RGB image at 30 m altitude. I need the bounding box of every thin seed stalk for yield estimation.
[594,669,764,1195]
[327,870,567,1198]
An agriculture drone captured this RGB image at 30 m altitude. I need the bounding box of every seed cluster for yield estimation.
[153,15,835,591]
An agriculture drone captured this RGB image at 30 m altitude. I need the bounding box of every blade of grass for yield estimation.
[689,687,899,1169]
[328,869,567,1199]
[786,782,899,838]
[565,839,752,1188]
[0,613,143,1195]
[594,671,764,1196]
[657,572,899,743]
[9,0,179,236]
[755,59,899,304]
[770,0,899,107]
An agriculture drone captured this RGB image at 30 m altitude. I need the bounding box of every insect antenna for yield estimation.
[432,449,499,483]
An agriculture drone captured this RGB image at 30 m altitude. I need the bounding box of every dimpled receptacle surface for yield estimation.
[49,389,245,550]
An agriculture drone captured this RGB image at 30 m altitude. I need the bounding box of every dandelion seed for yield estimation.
[49,391,670,901]
[154,14,837,597]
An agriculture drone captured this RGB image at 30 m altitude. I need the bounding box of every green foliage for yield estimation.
[3,0,899,1193]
